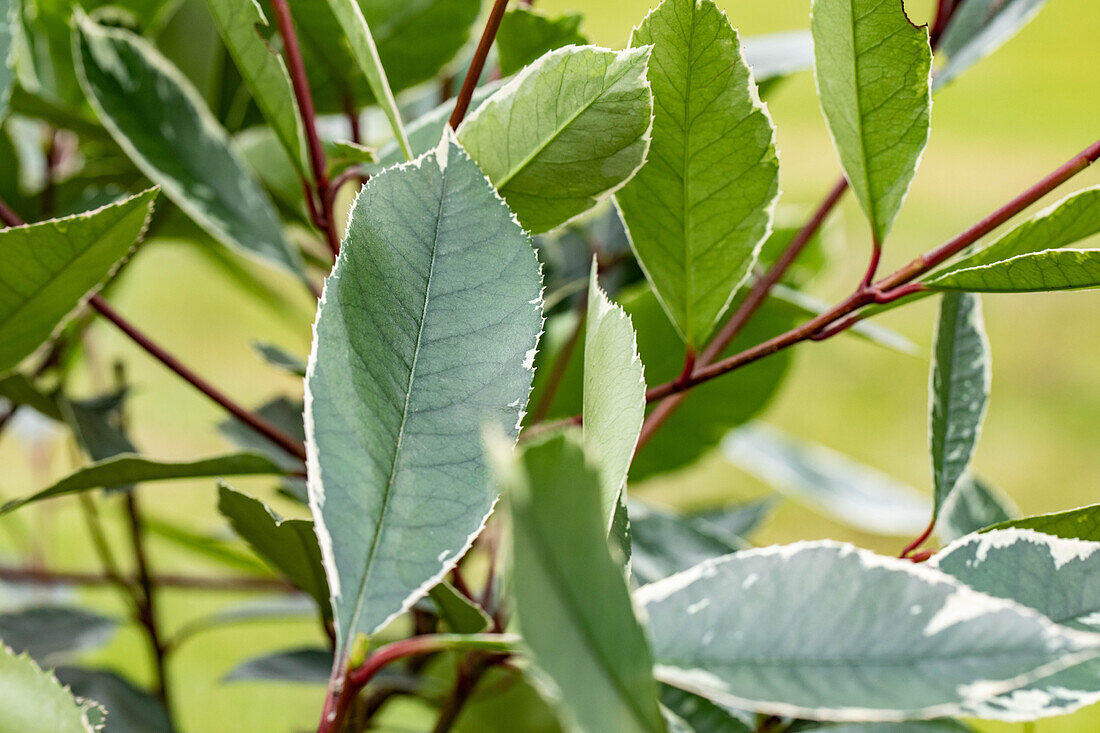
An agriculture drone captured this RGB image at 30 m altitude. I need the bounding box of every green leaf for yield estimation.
[811,0,932,243]
[935,475,1016,543]
[931,529,1100,718]
[218,396,305,471]
[639,541,1100,721]
[496,7,588,77]
[930,292,990,518]
[0,645,104,732]
[933,187,1100,278]
[56,667,171,733]
[0,452,288,514]
[143,516,272,575]
[0,607,117,662]
[458,45,653,234]
[429,581,491,634]
[325,140,379,176]
[616,0,779,346]
[306,132,542,667]
[1,0,14,120]
[935,0,1048,88]
[493,431,666,733]
[584,264,646,531]
[252,342,307,378]
[62,389,138,490]
[799,723,974,732]
[629,501,744,586]
[985,504,1100,541]
[722,424,930,536]
[0,373,63,421]
[321,0,410,159]
[927,249,1100,292]
[0,189,156,374]
[659,687,752,733]
[217,484,329,616]
[73,14,304,277]
[222,647,333,684]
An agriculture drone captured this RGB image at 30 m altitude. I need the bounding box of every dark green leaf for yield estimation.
[222,647,333,684]
[429,581,491,634]
[218,396,305,471]
[935,475,1016,543]
[56,667,171,733]
[251,342,307,378]
[935,0,1048,88]
[0,607,117,662]
[629,501,743,587]
[983,503,1100,542]
[660,687,752,733]
[496,7,587,77]
[0,373,63,421]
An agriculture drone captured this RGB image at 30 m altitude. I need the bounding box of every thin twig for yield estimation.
[0,564,297,591]
[448,0,510,129]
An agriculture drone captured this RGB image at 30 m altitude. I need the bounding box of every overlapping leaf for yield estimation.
[0,646,103,732]
[496,7,588,77]
[927,249,1100,292]
[935,0,1048,88]
[936,475,1015,543]
[56,667,172,733]
[985,504,1100,541]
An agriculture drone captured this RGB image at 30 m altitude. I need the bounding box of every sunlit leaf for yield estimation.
[984,504,1100,541]
[927,249,1100,292]
[0,645,104,732]
[429,581,491,634]
[935,0,1048,88]
[935,475,1016,543]
[496,7,587,77]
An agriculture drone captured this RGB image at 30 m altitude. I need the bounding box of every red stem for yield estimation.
[0,564,296,591]
[448,0,510,129]
[900,519,936,558]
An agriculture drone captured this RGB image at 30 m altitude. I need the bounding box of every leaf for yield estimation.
[493,431,667,733]
[223,647,333,684]
[73,14,304,277]
[741,30,814,84]
[0,607,117,662]
[325,140,379,176]
[169,596,318,648]
[63,389,138,493]
[458,45,653,234]
[616,0,779,346]
[143,516,272,575]
[638,541,1100,721]
[584,264,646,531]
[985,504,1100,541]
[217,484,329,616]
[204,0,309,176]
[56,667,171,733]
[933,186,1100,277]
[321,0,410,159]
[929,292,990,518]
[1,452,288,514]
[799,723,974,732]
[1,0,14,120]
[306,132,542,667]
[252,342,307,377]
[429,581,491,634]
[722,424,930,535]
[935,0,1048,88]
[659,687,752,733]
[0,189,157,374]
[0,373,63,421]
[629,501,744,587]
[811,0,932,243]
[935,475,1016,543]
[496,7,588,77]
[218,396,305,471]
[769,284,918,356]
[927,248,1100,292]
[931,529,1100,719]
[0,645,103,732]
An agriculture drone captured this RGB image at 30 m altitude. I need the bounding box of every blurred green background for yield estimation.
[1,0,1098,730]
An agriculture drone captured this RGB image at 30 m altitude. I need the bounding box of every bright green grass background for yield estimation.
[1,0,1099,730]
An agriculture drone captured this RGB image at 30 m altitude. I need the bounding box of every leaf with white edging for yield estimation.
[926,249,1100,292]
[0,645,104,732]
[935,0,1048,89]
[936,475,1016,543]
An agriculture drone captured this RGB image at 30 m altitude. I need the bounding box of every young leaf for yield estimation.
[56,667,172,733]
[306,132,542,668]
[584,263,646,531]
[935,475,1016,543]
[616,0,779,347]
[811,0,932,243]
[0,607,117,662]
[931,529,1100,718]
[930,293,990,519]
[639,541,1100,721]
[0,645,104,733]
[984,504,1100,541]
[320,0,411,159]
[0,189,157,374]
[926,249,1100,292]
[492,431,667,733]
[496,7,588,77]
[217,484,329,617]
[429,581,491,634]
[457,45,653,234]
[935,0,1048,88]
[0,452,288,514]
[722,424,930,536]
[73,14,305,277]
[204,0,310,176]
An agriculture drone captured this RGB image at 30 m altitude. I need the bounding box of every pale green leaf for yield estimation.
[73,14,305,276]
[811,0,932,242]
[0,645,103,732]
[306,132,542,667]
[927,249,1100,292]
[584,263,646,531]
[143,516,272,575]
[742,30,814,83]
[932,529,1100,718]
[616,0,779,346]
[0,607,117,662]
[0,189,157,374]
[629,501,743,587]
[985,504,1100,541]
[493,431,666,733]
[769,284,918,355]
[458,44,653,234]
[935,0,1048,88]
[930,292,990,518]
[0,452,288,514]
[56,667,171,733]
[639,541,1100,720]
[204,0,309,175]
[935,475,1016,543]
[429,581,491,634]
[496,7,588,77]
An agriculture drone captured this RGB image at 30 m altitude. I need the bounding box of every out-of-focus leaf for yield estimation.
[73,15,305,277]
[660,687,752,733]
[306,132,542,669]
[218,396,305,471]
[722,424,930,536]
[769,284,918,356]
[169,596,317,648]
[797,723,974,732]
[429,581,490,634]
[983,503,1100,542]
[0,189,157,374]
[56,667,171,733]
[222,647,332,684]
[0,645,104,732]
[639,541,1100,720]
[493,431,666,733]
[1,0,14,119]
[629,501,743,587]
[742,30,814,83]
[0,607,117,662]
[926,249,1100,292]
[935,0,1048,88]
[251,343,306,377]
[935,475,1016,543]
[450,666,564,733]
[0,373,63,420]
[142,516,271,575]
[1,452,289,514]
[496,7,587,77]
[63,389,137,494]
[458,45,653,234]
[811,0,931,243]
[616,0,778,347]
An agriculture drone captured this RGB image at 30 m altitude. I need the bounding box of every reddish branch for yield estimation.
[0,564,296,591]
[448,0,511,129]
